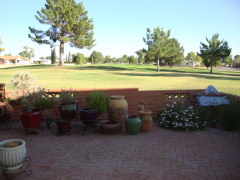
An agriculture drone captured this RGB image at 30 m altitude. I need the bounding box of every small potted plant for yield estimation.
[57,89,80,135]
[81,90,109,126]
[58,89,79,119]
[10,71,44,129]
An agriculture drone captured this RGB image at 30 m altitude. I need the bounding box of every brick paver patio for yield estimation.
[0,121,240,180]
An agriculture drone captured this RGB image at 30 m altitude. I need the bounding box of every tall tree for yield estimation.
[111,57,117,63]
[144,51,155,66]
[51,47,56,64]
[89,51,98,64]
[68,51,71,63]
[135,49,145,64]
[222,54,232,65]
[50,48,52,62]
[0,37,5,55]
[104,55,111,63]
[128,55,136,64]
[28,0,95,66]
[197,33,231,73]
[143,27,171,72]
[166,38,184,67]
[186,51,197,66]
[73,53,85,65]
[19,46,35,58]
[122,54,129,63]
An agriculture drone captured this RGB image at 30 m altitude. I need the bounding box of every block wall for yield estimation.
[5,87,208,122]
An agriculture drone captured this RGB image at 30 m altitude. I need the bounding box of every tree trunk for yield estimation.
[157,58,160,72]
[210,59,213,73]
[59,41,65,66]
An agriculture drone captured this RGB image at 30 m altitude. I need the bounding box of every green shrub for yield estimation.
[219,98,240,131]
[157,102,207,131]
[34,97,56,109]
[85,90,109,116]
[198,107,213,127]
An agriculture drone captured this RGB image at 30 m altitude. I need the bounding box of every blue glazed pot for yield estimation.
[125,115,142,135]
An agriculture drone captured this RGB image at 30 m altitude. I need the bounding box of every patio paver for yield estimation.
[0,121,240,180]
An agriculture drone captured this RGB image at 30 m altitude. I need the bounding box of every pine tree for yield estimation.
[28,0,95,66]
[143,27,171,72]
[68,51,71,63]
[52,47,56,64]
[51,49,53,64]
[197,33,231,73]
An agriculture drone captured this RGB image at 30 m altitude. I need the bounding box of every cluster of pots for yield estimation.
[100,95,153,135]
[2,95,153,136]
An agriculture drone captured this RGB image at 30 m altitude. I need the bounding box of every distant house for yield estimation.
[0,56,31,65]
[31,58,51,64]
[180,60,201,67]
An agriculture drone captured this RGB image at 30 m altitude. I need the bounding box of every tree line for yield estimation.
[0,0,236,73]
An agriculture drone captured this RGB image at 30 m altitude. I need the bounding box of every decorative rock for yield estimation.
[138,100,144,111]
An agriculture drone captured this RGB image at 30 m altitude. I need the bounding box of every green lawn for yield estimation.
[1,64,240,96]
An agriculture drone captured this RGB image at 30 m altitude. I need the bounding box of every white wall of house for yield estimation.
[32,59,51,64]
[180,60,193,66]
[180,60,201,67]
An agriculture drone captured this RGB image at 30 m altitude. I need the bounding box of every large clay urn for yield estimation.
[0,83,13,127]
[107,95,128,128]
[139,110,153,132]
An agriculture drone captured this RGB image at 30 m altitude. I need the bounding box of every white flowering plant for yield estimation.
[157,102,207,131]
[10,71,45,113]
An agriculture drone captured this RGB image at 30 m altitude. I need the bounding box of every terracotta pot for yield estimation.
[19,109,42,128]
[100,121,122,135]
[0,101,13,119]
[58,102,78,120]
[56,119,71,135]
[139,110,152,132]
[107,95,128,128]
[125,115,142,135]
[80,108,98,126]
[0,139,26,174]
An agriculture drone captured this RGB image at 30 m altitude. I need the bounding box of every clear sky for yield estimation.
[0,0,239,59]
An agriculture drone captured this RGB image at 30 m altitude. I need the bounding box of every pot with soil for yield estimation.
[56,119,71,136]
[100,121,122,135]
[0,139,26,178]
[19,109,42,129]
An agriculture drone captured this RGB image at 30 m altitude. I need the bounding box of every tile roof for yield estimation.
[0,56,30,61]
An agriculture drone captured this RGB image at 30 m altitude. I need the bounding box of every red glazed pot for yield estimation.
[19,109,42,128]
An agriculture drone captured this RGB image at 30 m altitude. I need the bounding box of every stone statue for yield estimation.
[138,100,144,111]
